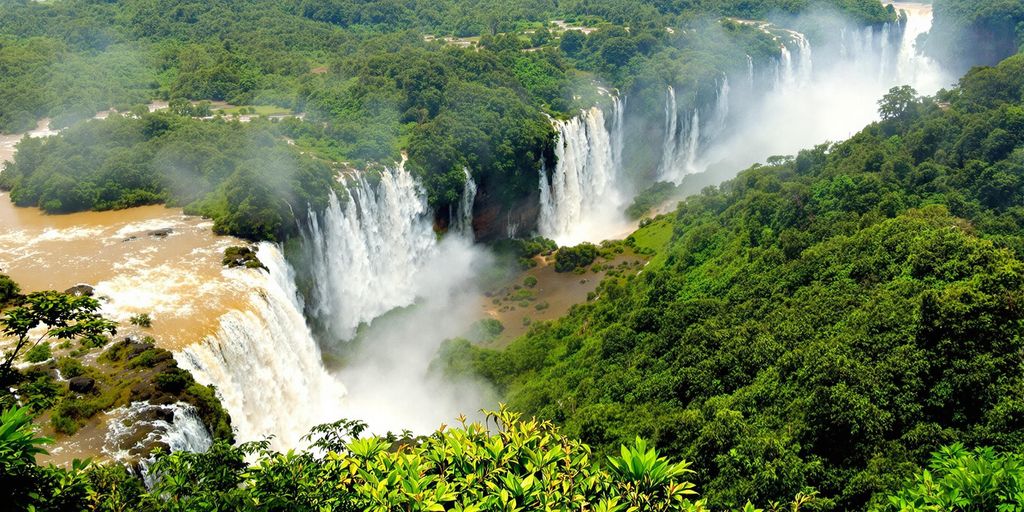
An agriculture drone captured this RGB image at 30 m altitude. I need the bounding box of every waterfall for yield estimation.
[660,86,678,180]
[793,32,813,84]
[453,167,476,239]
[611,96,626,171]
[683,108,701,173]
[538,103,623,245]
[894,5,946,95]
[104,402,213,462]
[177,244,346,449]
[303,160,437,341]
[780,43,795,86]
[707,77,731,140]
[746,55,755,88]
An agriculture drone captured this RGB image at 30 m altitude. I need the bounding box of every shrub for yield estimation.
[129,313,152,328]
[466,318,505,342]
[555,243,598,272]
[56,358,85,379]
[523,276,538,288]
[24,343,51,364]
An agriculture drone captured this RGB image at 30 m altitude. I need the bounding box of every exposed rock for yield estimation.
[147,228,174,238]
[68,376,95,393]
[64,284,94,297]
[472,186,541,242]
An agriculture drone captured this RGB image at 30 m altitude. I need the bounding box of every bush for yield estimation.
[0,274,20,305]
[466,318,505,342]
[523,276,538,288]
[129,313,152,328]
[555,243,599,272]
[24,343,51,364]
[155,369,189,393]
[50,413,78,435]
[56,358,85,379]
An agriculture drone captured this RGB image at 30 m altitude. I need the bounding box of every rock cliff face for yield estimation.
[470,186,541,242]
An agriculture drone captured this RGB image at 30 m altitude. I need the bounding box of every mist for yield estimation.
[696,3,953,176]
[329,235,496,434]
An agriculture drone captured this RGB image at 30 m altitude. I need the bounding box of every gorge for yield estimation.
[3,0,1022,508]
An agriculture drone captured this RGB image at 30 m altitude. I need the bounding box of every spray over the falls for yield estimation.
[538,100,629,246]
[287,157,492,433]
[177,244,345,449]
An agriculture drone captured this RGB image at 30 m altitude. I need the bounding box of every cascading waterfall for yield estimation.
[746,55,755,88]
[104,402,213,462]
[177,244,346,449]
[611,96,626,170]
[707,77,731,141]
[697,4,950,175]
[660,86,679,180]
[452,167,477,239]
[304,160,437,341]
[538,103,624,245]
[683,108,701,173]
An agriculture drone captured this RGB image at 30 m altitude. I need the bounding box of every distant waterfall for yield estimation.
[538,102,624,245]
[452,168,477,239]
[177,244,346,449]
[660,86,679,180]
[303,161,437,341]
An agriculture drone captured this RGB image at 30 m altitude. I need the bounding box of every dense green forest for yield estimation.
[0,113,335,240]
[446,53,1024,509]
[0,0,896,240]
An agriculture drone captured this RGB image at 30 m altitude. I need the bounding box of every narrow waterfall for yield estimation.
[780,43,795,86]
[611,96,626,171]
[660,86,678,180]
[538,103,624,245]
[303,161,437,341]
[452,167,477,239]
[177,244,346,449]
[707,77,731,141]
[746,54,755,88]
[683,108,701,173]
[794,32,813,84]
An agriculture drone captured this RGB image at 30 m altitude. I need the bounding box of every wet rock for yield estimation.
[64,284,94,297]
[122,235,138,243]
[68,376,95,393]
[147,228,173,238]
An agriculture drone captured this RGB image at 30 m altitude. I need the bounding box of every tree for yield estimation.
[560,30,586,56]
[878,85,919,122]
[0,292,117,382]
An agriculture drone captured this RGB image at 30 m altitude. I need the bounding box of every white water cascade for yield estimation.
[538,103,627,245]
[660,87,679,180]
[452,167,477,239]
[659,76,731,183]
[698,3,951,175]
[177,244,346,449]
[104,402,213,462]
[304,161,437,341]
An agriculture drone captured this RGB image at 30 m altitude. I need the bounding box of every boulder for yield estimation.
[64,284,94,297]
[147,228,173,238]
[68,376,95,393]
